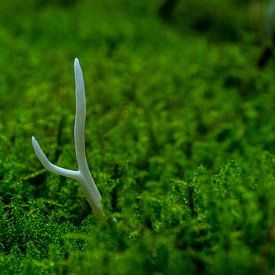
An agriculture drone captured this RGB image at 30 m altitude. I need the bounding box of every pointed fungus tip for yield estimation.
[74,57,80,67]
[32,136,39,148]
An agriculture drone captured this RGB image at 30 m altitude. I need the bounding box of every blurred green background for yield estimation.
[0,0,275,274]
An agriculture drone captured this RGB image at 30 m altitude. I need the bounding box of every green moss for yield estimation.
[0,0,275,274]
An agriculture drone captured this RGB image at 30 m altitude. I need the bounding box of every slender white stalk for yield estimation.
[32,58,104,220]
[32,136,80,180]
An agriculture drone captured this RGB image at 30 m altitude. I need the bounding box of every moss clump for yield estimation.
[0,0,275,274]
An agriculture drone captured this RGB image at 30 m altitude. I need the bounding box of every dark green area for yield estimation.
[0,0,275,274]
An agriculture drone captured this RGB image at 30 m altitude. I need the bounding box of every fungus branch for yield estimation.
[32,58,104,220]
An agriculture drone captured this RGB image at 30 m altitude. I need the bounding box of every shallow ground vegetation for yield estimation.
[0,0,275,274]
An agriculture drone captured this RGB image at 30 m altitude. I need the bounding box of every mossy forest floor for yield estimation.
[0,0,275,274]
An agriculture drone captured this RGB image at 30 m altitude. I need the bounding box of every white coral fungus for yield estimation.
[32,58,104,220]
